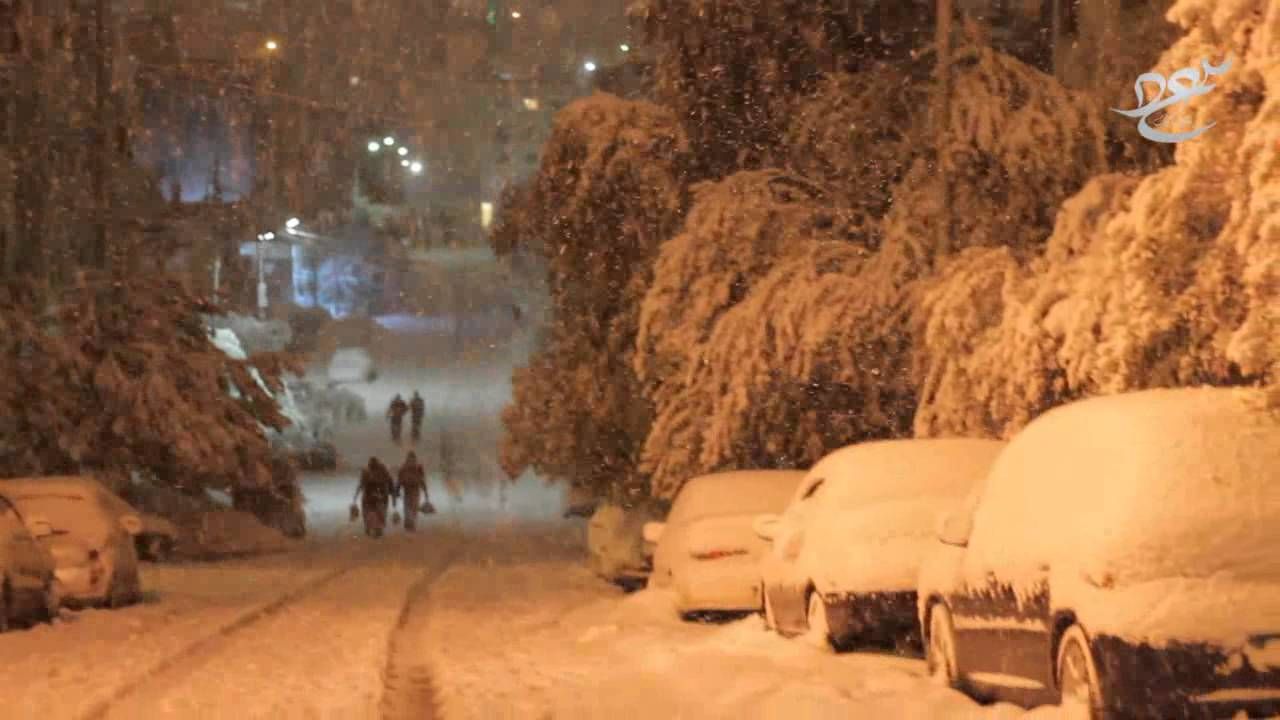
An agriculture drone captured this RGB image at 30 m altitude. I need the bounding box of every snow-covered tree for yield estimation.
[493,93,690,499]
[634,170,876,494]
[914,0,1279,437]
[0,273,298,499]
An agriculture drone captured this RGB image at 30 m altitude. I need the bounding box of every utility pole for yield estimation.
[91,0,112,269]
[935,0,953,255]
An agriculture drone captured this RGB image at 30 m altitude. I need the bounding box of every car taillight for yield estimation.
[690,548,748,560]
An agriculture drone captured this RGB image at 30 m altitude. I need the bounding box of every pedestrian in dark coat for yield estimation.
[409,391,425,443]
[387,394,409,443]
[396,451,428,532]
[354,457,395,537]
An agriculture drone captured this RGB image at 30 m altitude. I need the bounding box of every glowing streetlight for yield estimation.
[368,141,380,152]
[511,10,521,18]
[620,44,630,52]
[584,60,597,72]
[397,147,409,156]
[383,136,395,146]
[401,159,410,168]
[285,218,300,229]
[262,232,276,241]
[265,40,279,51]
[410,161,423,174]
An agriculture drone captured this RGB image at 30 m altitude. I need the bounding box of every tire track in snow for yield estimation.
[378,535,465,720]
[78,542,379,720]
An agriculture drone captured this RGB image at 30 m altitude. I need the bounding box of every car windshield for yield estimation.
[667,475,800,525]
[9,495,99,533]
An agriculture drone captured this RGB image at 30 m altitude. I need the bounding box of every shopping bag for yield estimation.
[420,500,436,515]
[349,504,360,521]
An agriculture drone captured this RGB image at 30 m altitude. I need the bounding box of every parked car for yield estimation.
[0,477,143,608]
[0,492,60,629]
[918,387,1280,719]
[587,498,668,590]
[644,470,804,618]
[756,439,1004,651]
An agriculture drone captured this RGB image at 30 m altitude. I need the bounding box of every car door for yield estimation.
[0,496,45,594]
[950,499,1054,702]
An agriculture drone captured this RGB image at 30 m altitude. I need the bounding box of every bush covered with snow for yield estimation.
[204,313,293,355]
[914,0,1280,437]
[0,274,295,495]
[492,93,691,498]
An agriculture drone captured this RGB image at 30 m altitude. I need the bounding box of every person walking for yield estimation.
[409,391,425,443]
[396,451,429,532]
[353,457,395,537]
[386,394,409,444]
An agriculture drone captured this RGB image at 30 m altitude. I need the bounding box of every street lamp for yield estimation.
[584,60,597,72]
[410,161,423,174]
[265,40,279,51]
[401,159,410,168]
[383,136,395,146]
[368,141,380,152]
[286,218,300,229]
[398,147,409,156]
[620,44,630,52]
[511,10,521,19]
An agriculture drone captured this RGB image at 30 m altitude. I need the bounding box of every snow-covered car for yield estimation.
[644,470,804,617]
[918,387,1280,718]
[587,499,667,589]
[327,347,376,384]
[756,439,1004,651]
[0,492,60,629]
[0,477,143,608]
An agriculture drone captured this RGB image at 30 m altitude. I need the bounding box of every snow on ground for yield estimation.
[104,532,460,719]
[0,541,357,718]
[417,524,1064,720]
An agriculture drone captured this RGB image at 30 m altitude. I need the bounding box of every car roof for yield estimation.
[0,476,103,499]
[800,438,1005,506]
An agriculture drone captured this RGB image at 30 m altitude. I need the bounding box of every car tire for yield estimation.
[43,578,62,623]
[0,578,10,633]
[1057,625,1104,720]
[802,588,833,651]
[927,603,961,688]
[762,587,778,632]
[106,569,128,609]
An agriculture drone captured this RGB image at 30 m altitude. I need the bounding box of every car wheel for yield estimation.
[762,587,778,632]
[927,603,961,687]
[44,578,62,623]
[802,589,833,650]
[1057,625,1104,720]
[0,578,10,633]
[106,569,128,609]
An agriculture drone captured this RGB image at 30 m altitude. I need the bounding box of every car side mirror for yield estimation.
[752,514,781,542]
[120,514,143,536]
[936,511,972,547]
[28,518,54,539]
[642,521,665,545]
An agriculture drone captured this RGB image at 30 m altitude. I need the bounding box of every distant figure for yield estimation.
[409,391,426,443]
[354,457,395,537]
[396,451,428,532]
[387,394,409,443]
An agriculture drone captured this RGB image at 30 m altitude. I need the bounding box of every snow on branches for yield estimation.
[0,273,299,493]
[914,0,1280,437]
[635,170,877,495]
[493,93,690,498]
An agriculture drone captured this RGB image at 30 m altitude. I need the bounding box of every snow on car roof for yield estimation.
[668,470,804,525]
[972,387,1280,585]
[800,438,1005,507]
